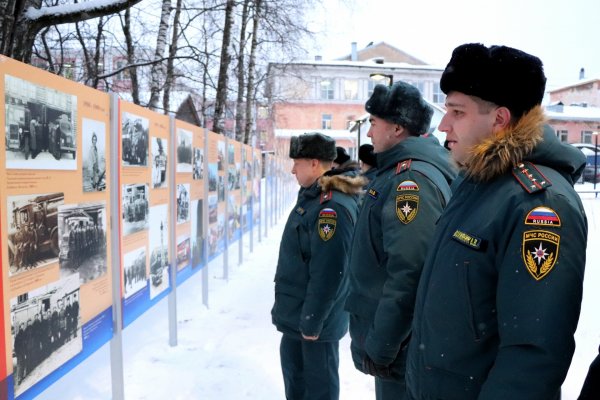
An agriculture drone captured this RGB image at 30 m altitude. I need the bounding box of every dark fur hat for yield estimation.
[334,146,351,165]
[365,81,433,135]
[358,144,377,167]
[440,43,546,119]
[289,132,337,161]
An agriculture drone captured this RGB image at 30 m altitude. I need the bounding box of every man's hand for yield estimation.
[302,333,319,341]
[362,354,391,378]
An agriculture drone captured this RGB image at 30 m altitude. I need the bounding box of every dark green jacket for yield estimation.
[345,136,456,378]
[272,171,364,341]
[406,107,588,400]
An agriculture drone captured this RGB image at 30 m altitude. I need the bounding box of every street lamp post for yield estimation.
[355,119,363,149]
[369,73,394,86]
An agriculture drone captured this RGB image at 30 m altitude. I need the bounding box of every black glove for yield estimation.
[362,354,391,378]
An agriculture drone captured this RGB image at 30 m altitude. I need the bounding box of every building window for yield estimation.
[556,130,568,142]
[406,81,425,94]
[344,80,358,100]
[320,80,334,100]
[367,80,377,98]
[432,82,445,104]
[115,59,129,81]
[257,106,269,119]
[322,114,332,130]
[582,130,593,144]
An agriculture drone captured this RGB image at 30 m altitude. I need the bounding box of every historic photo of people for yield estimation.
[121,183,149,235]
[151,136,168,189]
[176,184,190,224]
[57,201,108,284]
[10,274,82,397]
[82,118,107,192]
[123,246,147,299]
[121,112,149,167]
[176,128,192,173]
[193,147,204,180]
[7,192,65,276]
[5,75,78,170]
[208,163,218,192]
[149,204,169,299]
[217,141,225,171]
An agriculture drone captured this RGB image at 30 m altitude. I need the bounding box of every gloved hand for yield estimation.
[362,354,391,378]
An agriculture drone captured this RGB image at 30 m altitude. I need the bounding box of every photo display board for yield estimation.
[119,101,170,328]
[0,57,113,400]
[227,141,242,243]
[206,131,226,261]
[175,121,205,285]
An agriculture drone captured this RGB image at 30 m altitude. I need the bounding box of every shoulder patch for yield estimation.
[396,159,412,175]
[318,208,337,241]
[525,206,561,227]
[397,180,419,192]
[512,162,552,193]
[396,194,419,224]
[320,190,333,204]
[522,230,560,281]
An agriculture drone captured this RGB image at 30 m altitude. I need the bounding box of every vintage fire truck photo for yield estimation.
[7,193,65,276]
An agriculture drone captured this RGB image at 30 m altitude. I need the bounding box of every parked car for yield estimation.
[583,164,600,183]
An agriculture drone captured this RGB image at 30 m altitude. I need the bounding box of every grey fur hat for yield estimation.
[289,132,337,161]
[365,81,433,135]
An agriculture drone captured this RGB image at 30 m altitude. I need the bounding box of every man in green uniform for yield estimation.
[406,43,588,400]
[272,132,364,400]
[345,81,456,400]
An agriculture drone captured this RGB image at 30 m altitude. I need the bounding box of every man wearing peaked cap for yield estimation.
[345,81,456,399]
[272,132,365,399]
[406,43,588,400]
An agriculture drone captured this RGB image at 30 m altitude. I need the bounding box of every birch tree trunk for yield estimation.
[147,0,172,111]
[234,0,250,142]
[212,0,235,135]
[244,0,262,144]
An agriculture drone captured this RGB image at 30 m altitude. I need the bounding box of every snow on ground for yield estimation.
[38,186,599,400]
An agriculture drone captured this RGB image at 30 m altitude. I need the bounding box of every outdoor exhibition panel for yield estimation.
[0,56,113,400]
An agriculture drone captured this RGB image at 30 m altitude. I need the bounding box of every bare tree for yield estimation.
[0,0,144,62]
[233,0,251,142]
[211,0,235,135]
[243,0,262,144]
[147,0,173,111]
[162,0,184,114]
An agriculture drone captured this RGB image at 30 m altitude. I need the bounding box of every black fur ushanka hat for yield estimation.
[365,81,433,135]
[358,144,377,167]
[440,43,546,118]
[289,132,337,161]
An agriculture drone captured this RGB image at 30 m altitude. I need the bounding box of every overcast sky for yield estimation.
[308,0,600,91]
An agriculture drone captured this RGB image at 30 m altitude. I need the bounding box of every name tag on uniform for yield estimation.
[451,229,486,251]
[367,188,379,199]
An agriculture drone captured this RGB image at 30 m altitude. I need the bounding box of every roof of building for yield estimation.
[545,104,600,122]
[335,41,427,65]
[548,77,600,93]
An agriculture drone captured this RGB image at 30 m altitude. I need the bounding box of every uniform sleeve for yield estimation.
[479,193,587,400]
[365,172,446,365]
[299,200,355,337]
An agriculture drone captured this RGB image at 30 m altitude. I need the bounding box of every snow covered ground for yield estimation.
[37,185,599,400]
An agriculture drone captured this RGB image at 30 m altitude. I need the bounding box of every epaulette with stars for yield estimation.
[511,161,552,194]
[396,159,412,174]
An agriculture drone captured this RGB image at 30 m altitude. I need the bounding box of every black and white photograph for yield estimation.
[218,175,225,202]
[123,246,147,299]
[149,204,169,299]
[191,199,204,268]
[176,128,193,173]
[208,194,218,224]
[208,163,218,192]
[176,235,191,271]
[193,147,204,180]
[122,183,149,235]
[151,136,168,189]
[10,274,82,397]
[176,183,190,224]
[82,118,106,192]
[121,112,149,167]
[5,75,78,170]
[228,166,237,191]
[57,201,108,284]
[7,192,65,276]
[228,144,235,165]
[217,141,225,171]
